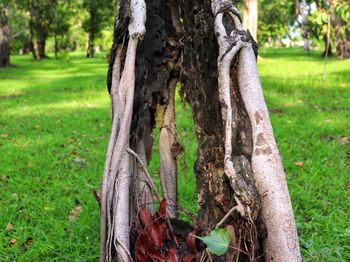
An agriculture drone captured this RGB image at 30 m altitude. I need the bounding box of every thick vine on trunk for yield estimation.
[101,0,301,261]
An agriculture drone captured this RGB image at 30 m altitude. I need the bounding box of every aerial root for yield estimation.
[126,147,160,202]
[100,0,147,261]
[159,78,179,218]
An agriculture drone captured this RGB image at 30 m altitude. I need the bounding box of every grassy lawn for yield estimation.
[0,49,349,261]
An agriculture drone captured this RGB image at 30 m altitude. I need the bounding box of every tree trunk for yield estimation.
[37,37,46,60]
[243,0,258,41]
[299,0,310,51]
[86,32,94,58]
[28,19,37,60]
[54,0,59,59]
[28,2,49,60]
[335,38,350,58]
[322,33,332,57]
[330,6,350,58]
[0,7,10,68]
[100,0,301,261]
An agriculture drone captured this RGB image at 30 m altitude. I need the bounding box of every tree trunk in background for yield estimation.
[322,33,332,57]
[27,1,52,60]
[0,7,10,68]
[86,31,94,58]
[243,0,258,41]
[330,5,350,58]
[300,0,311,51]
[54,0,59,59]
[27,17,38,60]
[37,36,46,60]
[335,38,350,58]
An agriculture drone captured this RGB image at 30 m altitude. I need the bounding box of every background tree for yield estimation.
[257,0,296,46]
[82,0,114,58]
[0,2,11,67]
[26,0,56,59]
[298,0,312,50]
[51,0,78,57]
[309,0,350,58]
[331,0,350,58]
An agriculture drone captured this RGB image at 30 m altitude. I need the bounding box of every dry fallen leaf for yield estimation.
[338,137,349,145]
[1,133,8,138]
[34,125,40,129]
[295,161,305,168]
[67,138,74,143]
[9,239,17,246]
[69,206,82,221]
[6,223,14,232]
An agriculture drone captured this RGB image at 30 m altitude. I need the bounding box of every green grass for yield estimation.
[0,49,349,261]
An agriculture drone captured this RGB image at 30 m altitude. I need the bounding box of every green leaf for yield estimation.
[195,228,231,256]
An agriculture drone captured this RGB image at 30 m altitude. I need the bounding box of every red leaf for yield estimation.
[148,253,166,261]
[136,250,148,262]
[149,221,169,248]
[181,255,196,262]
[137,231,155,253]
[168,248,179,262]
[186,231,197,252]
[139,208,153,227]
[159,199,167,218]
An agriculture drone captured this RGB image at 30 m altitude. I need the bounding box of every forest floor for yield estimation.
[0,49,349,261]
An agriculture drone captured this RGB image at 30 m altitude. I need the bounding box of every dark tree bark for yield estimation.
[177,1,266,260]
[322,33,332,57]
[37,36,47,60]
[85,0,98,58]
[0,7,10,68]
[54,0,59,59]
[101,0,301,261]
[27,1,54,60]
[28,19,38,60]
[86,31,95,58]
